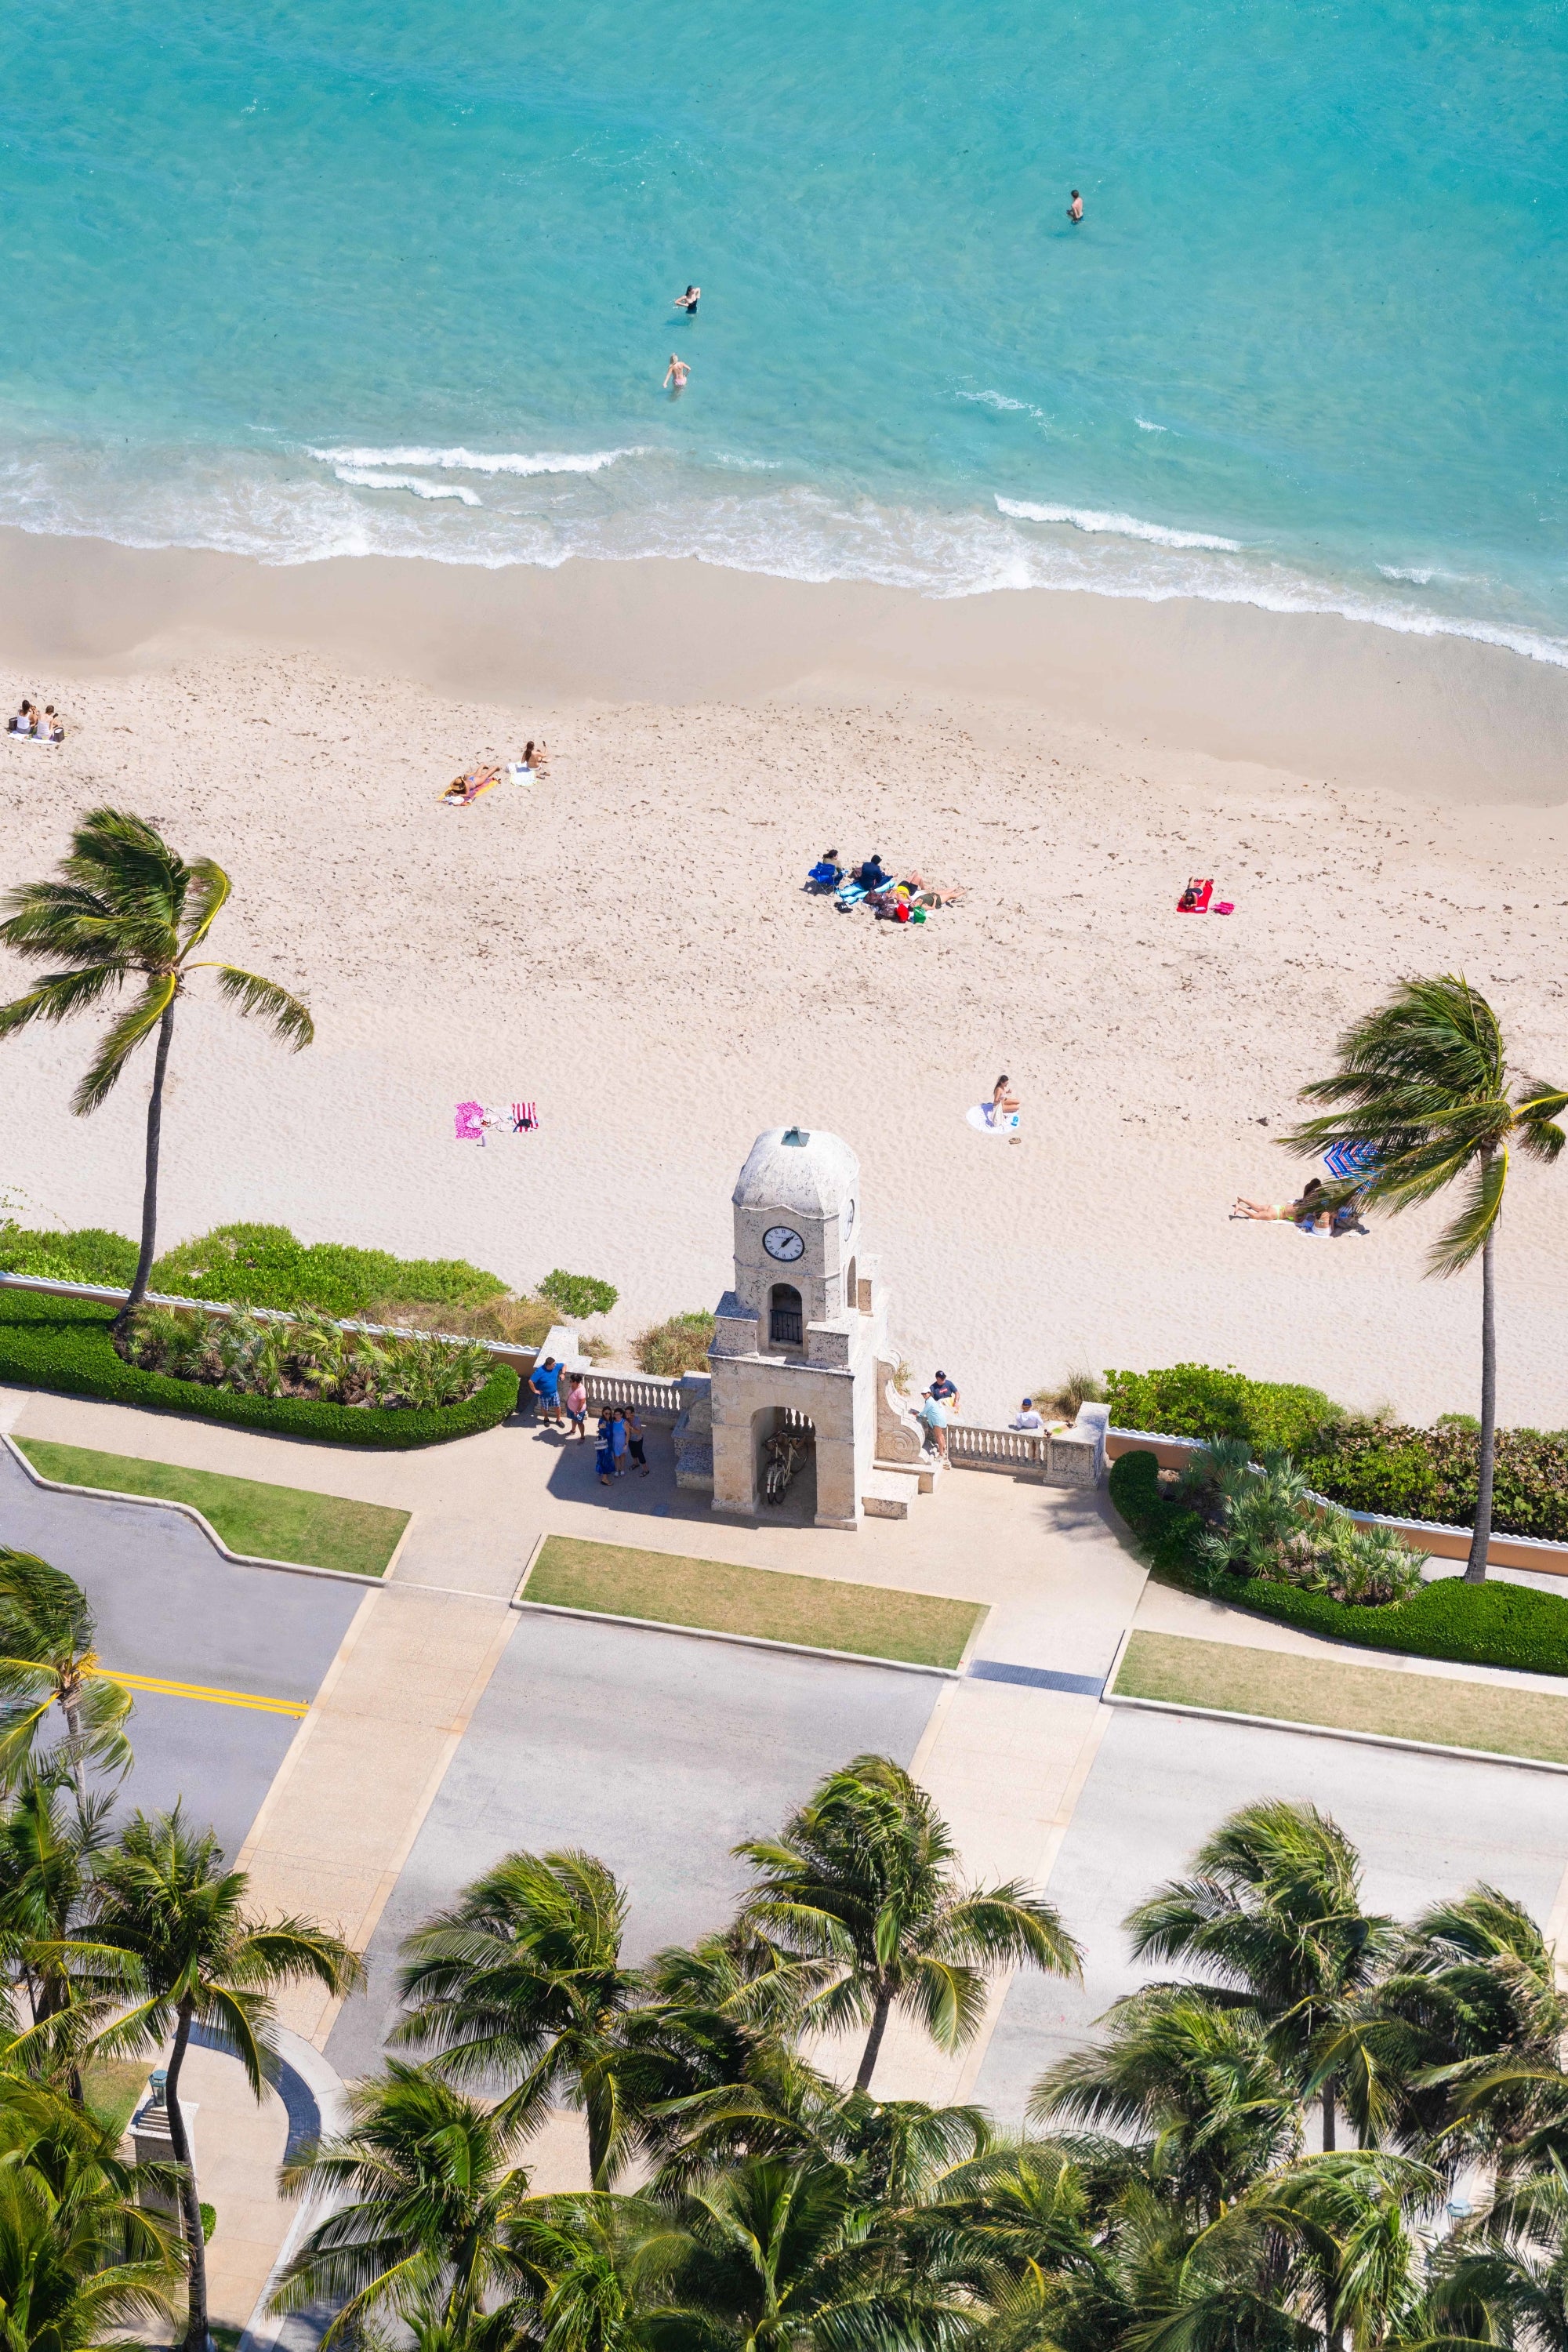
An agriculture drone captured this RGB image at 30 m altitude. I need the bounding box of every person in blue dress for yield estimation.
[594,1409,615,1485]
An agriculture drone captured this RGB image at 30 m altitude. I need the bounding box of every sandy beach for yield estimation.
[2,529,1566,1430]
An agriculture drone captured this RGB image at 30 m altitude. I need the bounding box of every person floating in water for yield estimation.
[1067,189,1083,223]
[664,354,691,391]
[673,284,700,314]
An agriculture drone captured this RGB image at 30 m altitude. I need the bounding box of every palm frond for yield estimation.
[1427,1149,1506,1278]
[0,964,128,1039]
[178,856,232,953]
[71,972,177,1113]
[198,963,314,1047]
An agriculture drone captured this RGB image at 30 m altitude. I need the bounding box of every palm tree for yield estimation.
[394,1849,644,2190]
[0,808,314,1321]
[89,1806,360,2352]
[0,1552,132,1802]
[1284,974,1566,1581]
[0,1773,132,2090]
[655,2146,977,2351]
[1124,1798,1396,2152]
[273,2060,541,2350]
[1029,1986,1301,2223]
[732,1754,1080,2096]
[1336,1885,1568,2171]
[0,2063,186,2352]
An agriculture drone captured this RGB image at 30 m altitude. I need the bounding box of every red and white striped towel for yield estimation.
[512,1102,539,1132]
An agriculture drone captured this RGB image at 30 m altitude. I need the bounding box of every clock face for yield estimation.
[763,1224,806,1263]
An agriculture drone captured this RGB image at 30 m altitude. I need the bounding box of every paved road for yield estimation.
[0,1450,364,1860]
[972,1704,1568,2126]
[328,1608,942,2079]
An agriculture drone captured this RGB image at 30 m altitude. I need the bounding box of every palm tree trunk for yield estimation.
[165,1998,210,2352]
[1321,2074,1337,2152]
[118,998,176,1328]
[855,1991,892,2093]
[1465,1221,1497,1583]
[63,1693,87,1808]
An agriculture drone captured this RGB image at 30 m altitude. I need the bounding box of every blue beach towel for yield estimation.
[1323,1141,1380,1181]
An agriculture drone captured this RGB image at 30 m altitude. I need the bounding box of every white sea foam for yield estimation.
[332,466,481,505]
[958,389,1047,423]
[2,437,1563,671]
[309,443,644,477]
[1134,416,1167,433]
[996,495,1240,551]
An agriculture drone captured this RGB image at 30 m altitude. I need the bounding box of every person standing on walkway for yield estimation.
[594,1408,615,1485]
[626,1407,649,1477]
[610,1407,630,1476]
[530,1355,564,1426]
[919,1390,949,1459]
[928,1367,960,1415]
[564,1374,588,1442]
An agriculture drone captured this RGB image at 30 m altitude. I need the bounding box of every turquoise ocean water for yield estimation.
[2,0,1563,659]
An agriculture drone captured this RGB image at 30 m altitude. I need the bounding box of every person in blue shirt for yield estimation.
[530,1355,564,1425]
[858,853,891,891]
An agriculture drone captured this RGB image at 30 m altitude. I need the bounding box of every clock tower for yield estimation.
[679,1125,928,1529]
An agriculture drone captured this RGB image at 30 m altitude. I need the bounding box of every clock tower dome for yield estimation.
[728,1123,859,1336]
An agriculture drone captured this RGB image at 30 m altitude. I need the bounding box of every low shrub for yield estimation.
[0,1225,140,1287]
[539,1269,619,1319]
[1178,1441,1423,1608]
[1104,1362,1339,1453]
[0,1290,517,1448]
[122,1304,494,1411]
[148,1223,507,1319]
[636,1311,717,1377]
[1109,1449,1568,1679]
[1301,1420,1568,1544]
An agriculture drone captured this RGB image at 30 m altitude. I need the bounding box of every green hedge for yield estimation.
[1109,1449,1568,1679]
[0,1290,518,1449]
[1104,1362,1338,1453]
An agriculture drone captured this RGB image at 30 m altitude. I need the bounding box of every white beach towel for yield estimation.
[966,1102,1020,1136]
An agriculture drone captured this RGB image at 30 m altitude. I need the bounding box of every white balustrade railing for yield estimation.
[947,1422,1049,1467]
[583,1370,684,1417]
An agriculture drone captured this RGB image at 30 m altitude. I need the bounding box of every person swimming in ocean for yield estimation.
[673,284,700,314]
[1068,189,1083,223]
[664,354,691,390]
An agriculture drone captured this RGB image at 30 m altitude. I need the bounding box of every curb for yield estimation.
[237,2027,352,2352]
[1103,1688,1568,1776]
[510,1595,961,1679]
[2,1432,390,1590]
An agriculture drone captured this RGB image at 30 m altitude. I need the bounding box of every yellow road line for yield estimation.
[94,1668,308,1719]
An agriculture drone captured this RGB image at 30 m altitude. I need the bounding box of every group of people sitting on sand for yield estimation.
[1232,1177,1369,1237]
[7,699,65,743]
[807,849,967,920]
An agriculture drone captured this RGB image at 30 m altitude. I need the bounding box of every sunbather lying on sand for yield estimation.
[1232,1178,1329,1231]
[442,765,499,803]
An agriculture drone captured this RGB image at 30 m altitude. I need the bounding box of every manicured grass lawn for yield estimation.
[15,1439,408,1579]
[1115,1629,1568,1765]
[523,1535,985,1668]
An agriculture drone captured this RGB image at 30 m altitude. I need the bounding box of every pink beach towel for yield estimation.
[455,1101,486,1142]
